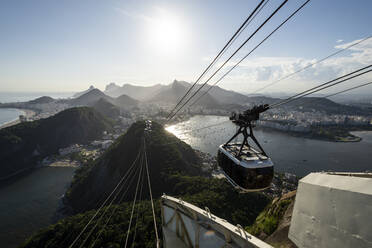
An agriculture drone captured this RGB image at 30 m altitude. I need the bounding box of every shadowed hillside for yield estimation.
[113,94,139,108]
[71,89,113,106]
[0,107,113,180]
[65,121,204,213]
[92,98,121,119]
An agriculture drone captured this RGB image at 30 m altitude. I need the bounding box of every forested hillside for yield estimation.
[21,176,270,248]
[21,121,271,248]
[0,107,113,179]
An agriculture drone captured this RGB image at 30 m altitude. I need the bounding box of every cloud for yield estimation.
[218,37,372,93]
[336,39,343,43]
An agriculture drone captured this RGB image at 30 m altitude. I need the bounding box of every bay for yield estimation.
[0,167,75,248]
[0,108,24,126]
[166,115,372,177]
[0,91,73,126]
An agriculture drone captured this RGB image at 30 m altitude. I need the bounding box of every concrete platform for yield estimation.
[289,172,372,248]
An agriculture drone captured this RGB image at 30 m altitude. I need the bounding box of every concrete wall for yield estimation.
[289,172,372,248]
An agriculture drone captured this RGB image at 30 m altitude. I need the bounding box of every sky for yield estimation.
[0,0,371,96]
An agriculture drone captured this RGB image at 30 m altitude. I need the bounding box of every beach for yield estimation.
[0,109,36,129]
[47,159,80,168]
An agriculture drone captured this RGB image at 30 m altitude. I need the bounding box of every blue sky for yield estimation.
[0,0,371,95]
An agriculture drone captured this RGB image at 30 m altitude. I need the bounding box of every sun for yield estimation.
[147,10,187,53]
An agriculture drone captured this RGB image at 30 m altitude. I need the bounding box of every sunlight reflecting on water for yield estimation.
[166,115,372,177]
[165,125,181,136]
[165,115,234,153]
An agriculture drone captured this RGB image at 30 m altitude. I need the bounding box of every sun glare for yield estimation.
[147,10,186,53]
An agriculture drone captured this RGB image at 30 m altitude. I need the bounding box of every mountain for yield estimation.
[73,85,95,98]
[70,89,113,106]
[104,82,121,95]
[148,80,220,108]
[92,98,121,119]
[0,107,113,180]
[286,97,372,115]
[104,80,252,106]
[105,82,165,100]
[20,121,270,248]
[28,96,55,104]
[247,191,297,248]
[205,85,250,104]
[65,120,204,213]
[113,94,139,108]
[247,95,280,105]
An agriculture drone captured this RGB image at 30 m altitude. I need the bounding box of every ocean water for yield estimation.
[0,92,78,247]
[0,167,76,248]
[0,92,74,103]
[0,108,24,126]
[0,92,74,125]
[166,115,372,177]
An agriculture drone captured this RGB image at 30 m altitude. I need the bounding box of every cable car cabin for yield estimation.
[218,143,274,192]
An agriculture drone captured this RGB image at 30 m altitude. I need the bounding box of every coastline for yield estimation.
[0,159,78,184]
[0,108,36,129]
[169,114,370,143]
[256,125,364,143]
[47,160,80,168]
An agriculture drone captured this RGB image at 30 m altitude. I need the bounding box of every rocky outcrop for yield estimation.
[248,190,298,248]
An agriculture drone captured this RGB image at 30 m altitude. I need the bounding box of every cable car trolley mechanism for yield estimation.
[218,104,274,192]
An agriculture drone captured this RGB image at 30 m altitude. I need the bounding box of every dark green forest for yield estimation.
[0,107,113,179]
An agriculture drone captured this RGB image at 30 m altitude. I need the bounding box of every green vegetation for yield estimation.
[246,191,296,247]
[289,97,372,116]
[265,124,371,142]
[20,120,271,248]
[64,121,204,213]
[92,98,121,120]
[20,201,161,248]
[0,107,113,179]
[247,199,292,236]
[21,175,270,248]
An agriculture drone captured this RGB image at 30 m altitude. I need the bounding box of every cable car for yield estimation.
[217,104,274,192]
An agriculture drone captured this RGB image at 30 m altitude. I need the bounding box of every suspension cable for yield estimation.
[88,156,144,248]
[297,81,372,108]
[270,68,372,108]
[167,0,289,122]
[189,0,311,107]
[68,149,142,248]
[130,152,146,248]
[124,145,145,248]
[253,35,372,93]
[78,156,141,248]
[324,81,372,99]
[166,0,267,120]
[144,137,160,248]
[269,65,372,108]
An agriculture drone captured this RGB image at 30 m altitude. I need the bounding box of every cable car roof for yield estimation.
[219,144,273,169]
